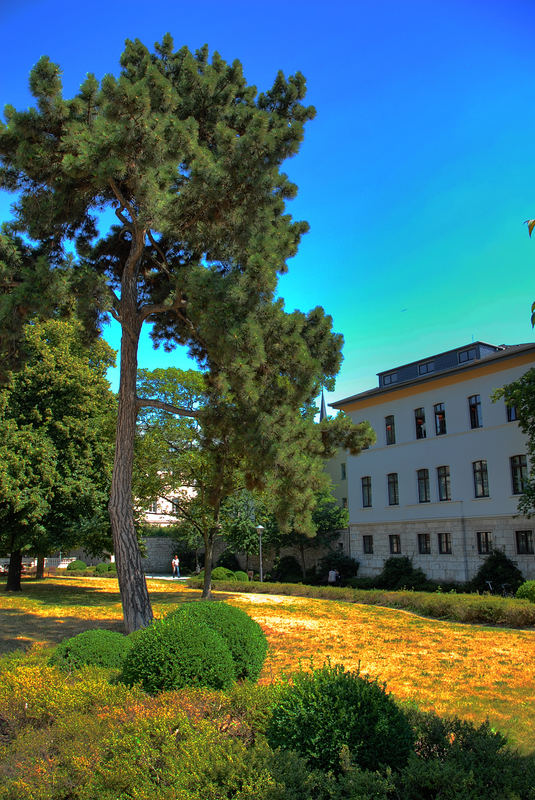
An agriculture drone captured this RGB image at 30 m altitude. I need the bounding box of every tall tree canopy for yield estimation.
[0,318,116,590]
[0,35,371,629]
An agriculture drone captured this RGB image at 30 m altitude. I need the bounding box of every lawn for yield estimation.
[1,575,534,752]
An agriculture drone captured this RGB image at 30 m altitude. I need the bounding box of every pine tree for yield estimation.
[0,36,372,627]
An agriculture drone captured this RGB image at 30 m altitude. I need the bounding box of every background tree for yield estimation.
[0,318,115,590]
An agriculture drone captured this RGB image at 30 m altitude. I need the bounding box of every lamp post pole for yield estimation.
[256,525,265,582]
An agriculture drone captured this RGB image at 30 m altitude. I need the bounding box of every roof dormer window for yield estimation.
[383,372,398,385]
[458,347,476,364]
[418,361,434,375]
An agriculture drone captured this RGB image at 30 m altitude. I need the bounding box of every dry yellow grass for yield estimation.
[1,576,534,750]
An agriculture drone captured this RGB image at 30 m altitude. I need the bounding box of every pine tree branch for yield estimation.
[139,295,187,322]
[136,398,199,417]
[147,229,170,275]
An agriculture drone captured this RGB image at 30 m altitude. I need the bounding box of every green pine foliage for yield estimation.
[166,601,268,682]
[266,662,414,774]
[119,614,236,693]
[49,629,132,670]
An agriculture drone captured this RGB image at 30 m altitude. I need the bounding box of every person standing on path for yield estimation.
[172,555,180,579]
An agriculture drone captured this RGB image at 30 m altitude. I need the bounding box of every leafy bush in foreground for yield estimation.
[67,559,87,571]
[212,566,237,581]
[266,662,414,773]
[120,615,236,693]
[517,580,535,603]
[166,601,268,681]
[50,629,132,671]
[234,570,249,582]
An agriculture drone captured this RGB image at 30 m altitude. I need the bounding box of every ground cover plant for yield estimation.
[1,575,535,751]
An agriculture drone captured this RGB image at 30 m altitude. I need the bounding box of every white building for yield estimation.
[331,342,535,583]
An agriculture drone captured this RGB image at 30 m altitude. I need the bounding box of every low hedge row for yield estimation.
[187,578,535,628]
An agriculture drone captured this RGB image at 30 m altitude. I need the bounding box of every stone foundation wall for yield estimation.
[350,515,535,583]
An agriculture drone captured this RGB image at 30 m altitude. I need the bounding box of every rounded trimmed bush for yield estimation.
[49,629,132,670]
[167,601,268,681]
[67,559,87,571]
[470,549,524,594]
[517,580,535,603]
[119,615,236,693]
[266,662,414,773]
[211,566,236,581]
[94,562,111,574]
[234,570,249,582]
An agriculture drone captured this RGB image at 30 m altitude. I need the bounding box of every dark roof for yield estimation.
[331,342,535,409]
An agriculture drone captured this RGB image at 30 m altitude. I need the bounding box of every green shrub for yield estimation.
[376,556,430,591]
[266,662,414,773]
[49,629,132,670]
[217,548,242,571]
[94,562,111,574]
[67,559,87,571]
[120,614,236,693]
[234,570,249,582]
[516,580,535,603]
[268,555,303,583]
[212,566,237,581]
[167,601,268,681]
[470,549,524,594]
[316,552,359,585]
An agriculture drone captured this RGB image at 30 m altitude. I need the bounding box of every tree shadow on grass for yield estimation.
[0,608,126,656]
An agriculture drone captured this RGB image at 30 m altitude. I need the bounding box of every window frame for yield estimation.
[363,535,374,554]
[385,414,396,445]
[417,468,430,503]
[341,462,347,481]
[418,533,431,554]
[473,460,489,498]
[438,532,452,554]
[507,404,518,422]
[361,476,372,508]
[510,454,528,495]
[414,407,426,439]
[387,472,399,506]
[434,403,447,435]
[437,465,451,501]
[476,531,492,555]
[458,347,476,364]
[389,534,401,554]
[148,500,158,514]
[383,372,398,386]
[468,394,482,429]
[516,530,534,555]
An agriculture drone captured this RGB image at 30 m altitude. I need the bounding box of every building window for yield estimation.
[417,468,430,503]
[476,531,492,555]
[516,530,534,555]
[458,347,476,363]
[418,361,434,375]
[414,407,426,439]
[148,501,158,514]
[342,497,348,509]
[383,372,398,385]
[361,476,372,508]
[385,415,396,445]
[418,533,431,554]
[507,404,518,422]
[341,462,346,480]
[468,394,482,429]
[171,497,181,514]
[473,460,489,498]
[389,534,401,554]
[363,535,374,554]
[437,466,451,501]
[434,403,447,435]
[511,455,528,494]
[438,532,452,554]
[387,473,399,505]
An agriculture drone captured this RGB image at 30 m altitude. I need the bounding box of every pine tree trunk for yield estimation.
[202,532,214,599]
[6,549,22,592]
[36,554,45,579]
[299,542,306,580]
[108,269,154,633]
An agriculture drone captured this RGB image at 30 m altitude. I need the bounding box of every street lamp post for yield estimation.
[256,525,265,582]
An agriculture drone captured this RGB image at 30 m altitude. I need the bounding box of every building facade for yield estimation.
[331,342,535,583]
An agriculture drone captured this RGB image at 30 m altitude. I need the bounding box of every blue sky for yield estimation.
[1,0,534,405]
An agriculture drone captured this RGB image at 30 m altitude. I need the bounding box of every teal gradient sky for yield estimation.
[1,0,534,406]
